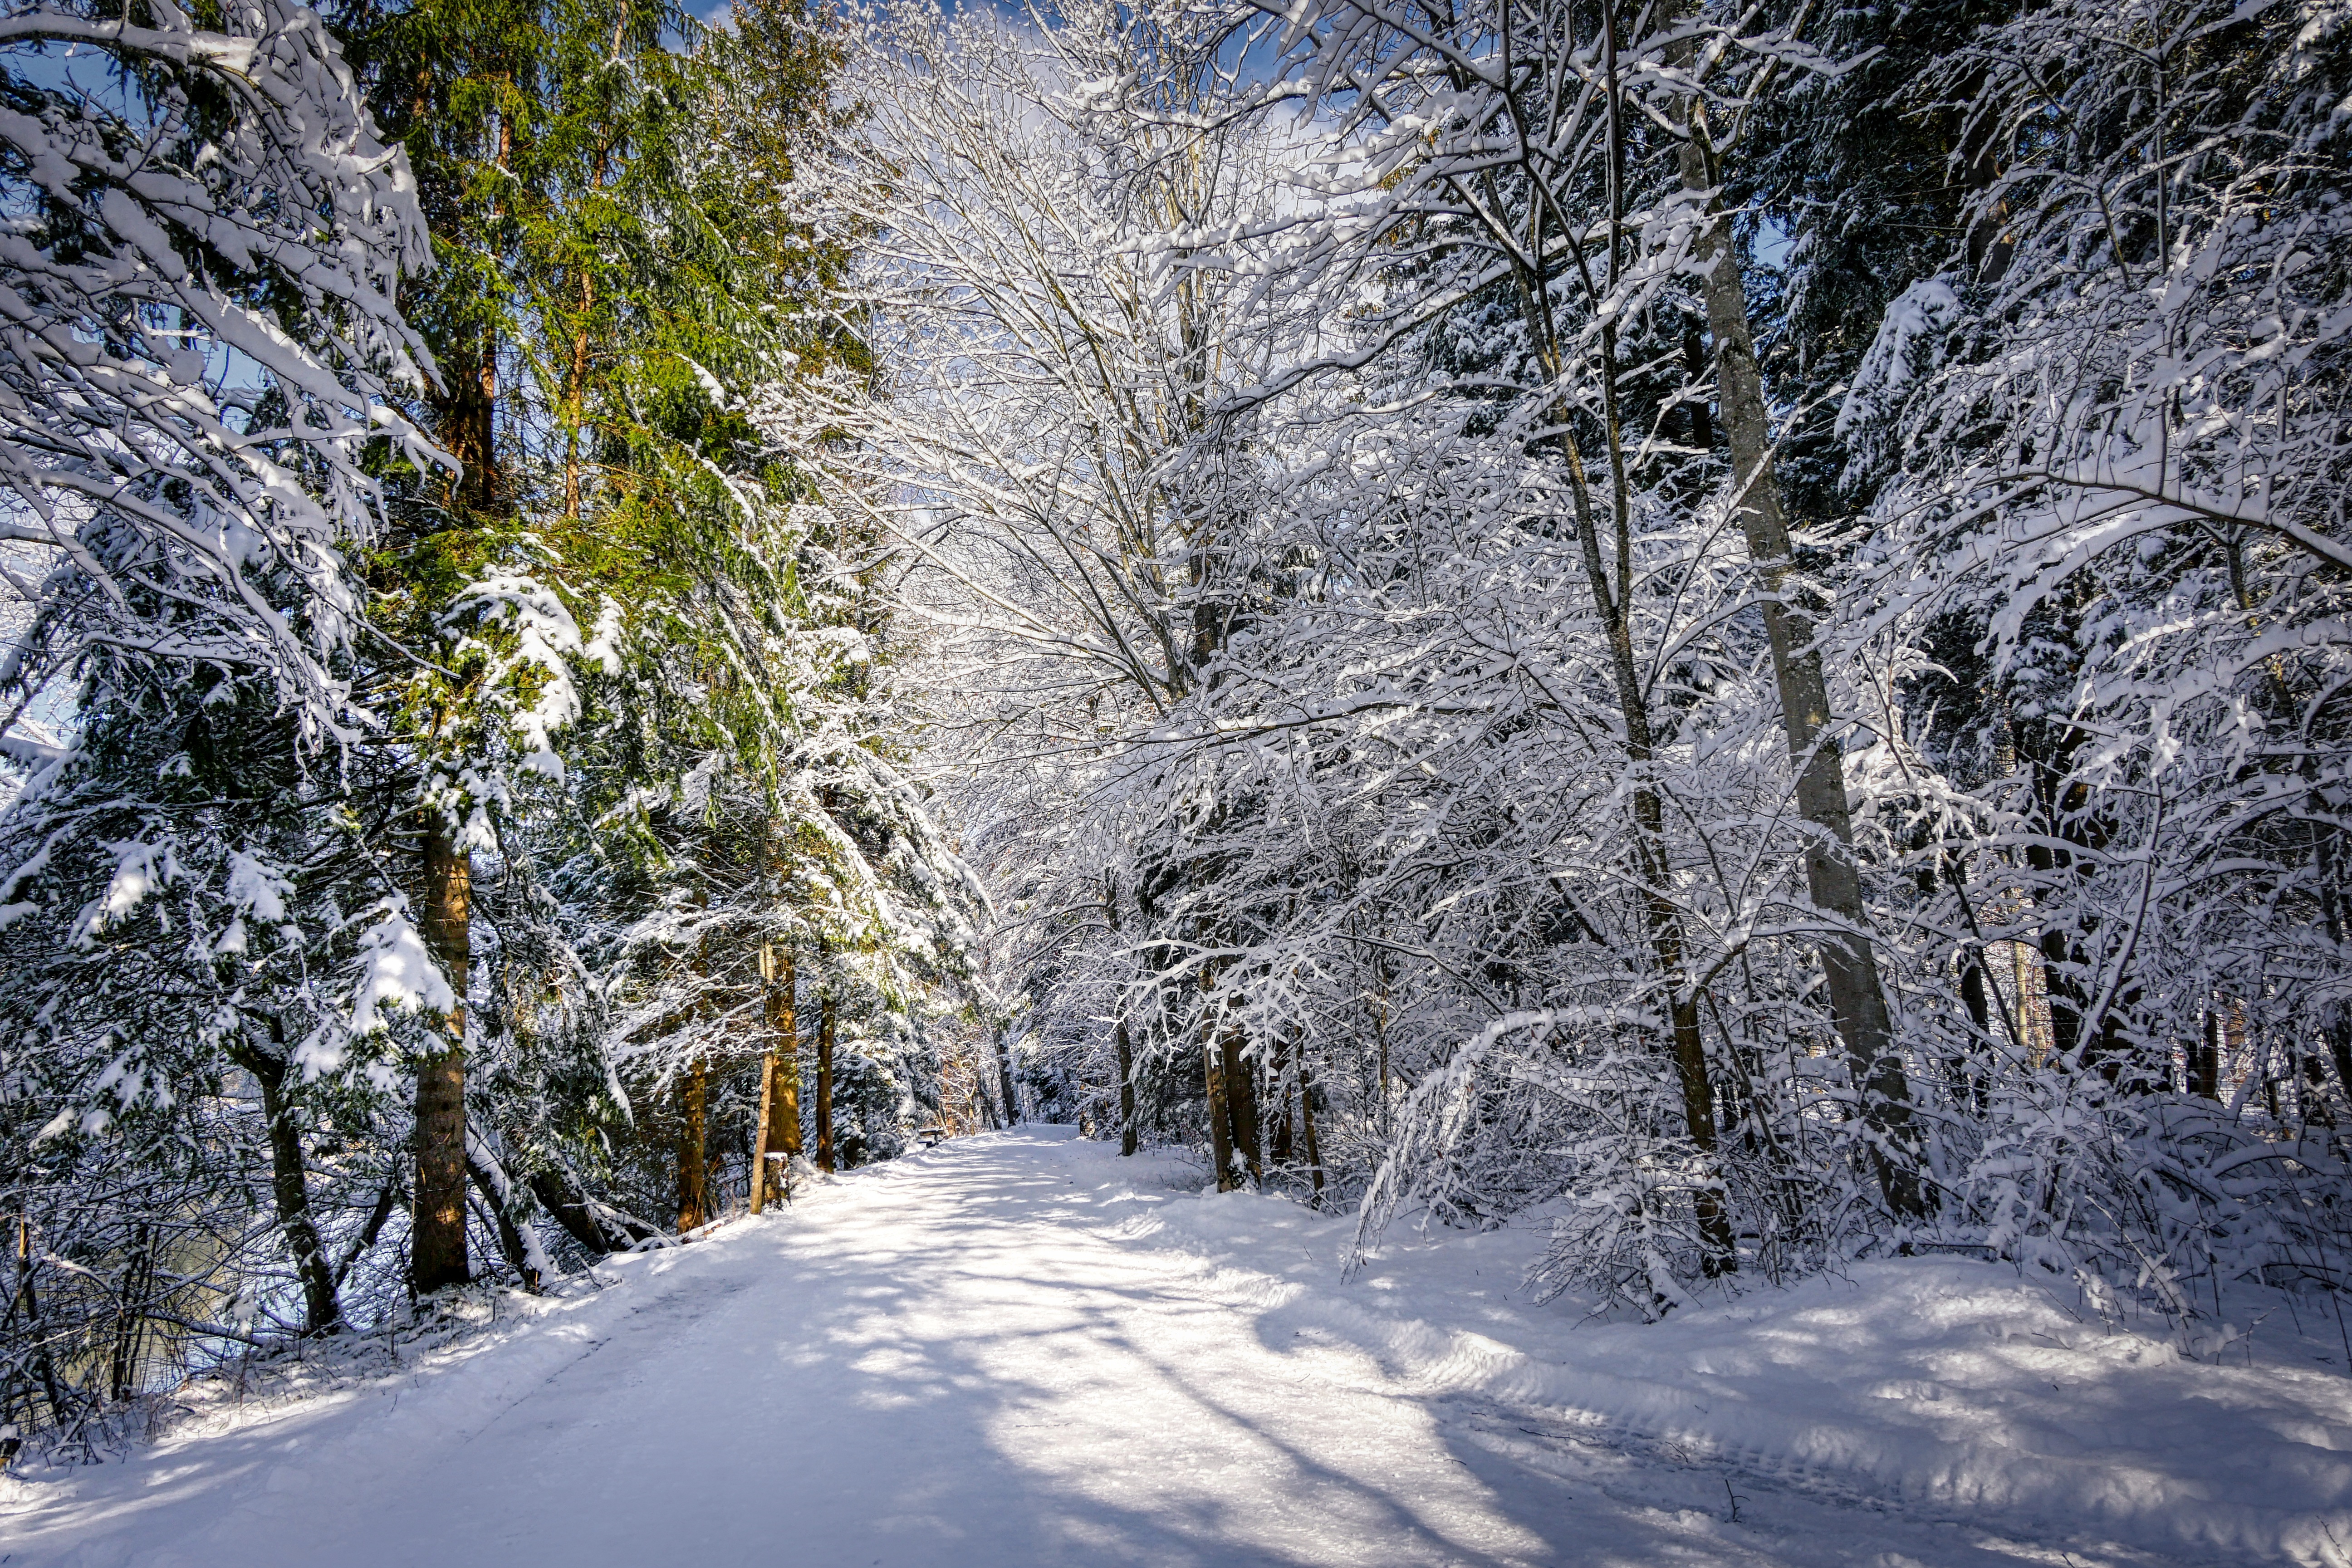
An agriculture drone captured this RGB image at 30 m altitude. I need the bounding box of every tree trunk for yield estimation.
[1220,1029,1262,1185]
[2309,827,2352,1098]
[1104,876,1141,1156]
[235,1024,340,1335]
[335,1176,402,1290]
[1676,115,1926,1219]
[466,1140,543,1293]
[994,1026,1019,1127]
[750,1037,778,1215]
[439,318,500,517]
[751,941,799,1210]
[1663,966,1732,1269]
[815,971,837,1173]
[14,1216,67,1426]
[1502,174,1736,1269]
[1682,327,1715,454]
[525,1169,658,1254]
[1116,1016,1139,1157]
[1198,961,1240,1191]
[675,1058,709,1232]
[2194,1009,2223,1099]
[1271,1069,1295,1165]
[108,1225,152,1401]
[413,818,471,1294]
[1548,425,1735,1269]
[1296,1037,1327,1210]
[1203,1034,1237,1191]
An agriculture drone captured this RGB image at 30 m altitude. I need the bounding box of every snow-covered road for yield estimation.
[8,1129,2348,1567]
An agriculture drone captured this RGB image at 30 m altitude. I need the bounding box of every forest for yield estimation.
[0,0,2348,1467]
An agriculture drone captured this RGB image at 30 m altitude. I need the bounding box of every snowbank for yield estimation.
[1081,1141,2352,1566]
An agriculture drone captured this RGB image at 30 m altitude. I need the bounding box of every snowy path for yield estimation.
[8,1129,2348,1567]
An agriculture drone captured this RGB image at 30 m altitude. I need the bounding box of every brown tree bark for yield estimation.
[675,1059,710,1232]
[1220,1029,1262,1185]
[413,818,471,1294]
[1295,1035,1327,1210]
[815,966,837,1173]
[1675,105,1926,1219]
[1203,1034,1236,1191]
[750,941,799,1210]
[436,316,500,518]
[750,1043,778,1215]
[526,1169,658,1253]
[1116,1017,1139,1157]
[1198,962,1240,1191]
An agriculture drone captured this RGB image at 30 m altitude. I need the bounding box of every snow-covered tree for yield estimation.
[0,0,439,1442]
[1843,0,2352,1291]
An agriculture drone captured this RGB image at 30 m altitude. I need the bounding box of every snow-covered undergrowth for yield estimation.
[1089,1142,2352,1565]
[0,1249,677,1489]
[10,1272,633,1468]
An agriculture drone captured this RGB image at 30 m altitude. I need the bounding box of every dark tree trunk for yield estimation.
[2328,1017,2352,1107]
[1116,1017,1139,1157]
[1221,1030,1262,1185]
[994,1026,1019,1126]
[1198,961,1240,1191]
[524,1170,653,1254]
[2303,1043,2335,1127]
[1296,1038,1327,1210]
[1959,962,1993,1040]
[234,1024,341,1335]
[13,1217,67,1426]
[2194,1010,2223,1099]
[335,1175,402,1290]
[1682,326,1714,454]
[441,323,500,516]
[1203,1034,1236,1191]
[2312,828,2352,1100]
[1666,983,1733,1268]
[108,1225,152,1401]
[1104,879,1142,1157]
[2025,832,2098,1073]
[413,818,471,1294]
[1271,1070,1295,1165]
[816,970,837,1173]
[676,1058,710,1232]
[1512,289,1737,1269]
[466,1142,542,1293]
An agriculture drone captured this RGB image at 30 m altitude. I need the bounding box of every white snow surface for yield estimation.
[9,1127,2352,1567]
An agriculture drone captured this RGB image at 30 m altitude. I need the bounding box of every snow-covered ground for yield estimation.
[8,1127,2351,1567]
